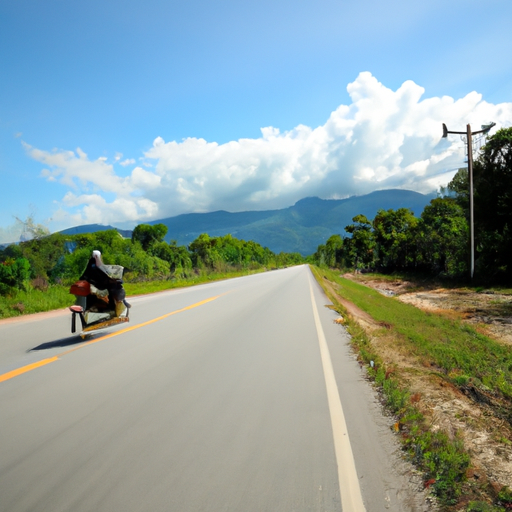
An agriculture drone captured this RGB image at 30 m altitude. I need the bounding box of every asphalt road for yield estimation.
[0,266,425,511]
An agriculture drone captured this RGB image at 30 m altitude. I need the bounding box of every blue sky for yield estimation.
[1,0,512,242]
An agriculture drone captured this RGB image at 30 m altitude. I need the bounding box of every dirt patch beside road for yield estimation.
[353,276,512,346]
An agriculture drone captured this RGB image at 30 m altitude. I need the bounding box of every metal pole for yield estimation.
[442,121,495,280]
[467,124,474,279]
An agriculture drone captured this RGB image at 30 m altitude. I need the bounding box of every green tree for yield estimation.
[312,243,327,267]
[188,233,220,268]
[150,240,193,276]
[472,128,512,278]
[312,236,344,268]
[372,208,417,271]
[344,214,375,269]
[447,128,512,279]
[244,240,272,266]
[131,224,168,251]
[416,198,468,276]
[445,167,469,210]
[18,233,66,280]
[216,234,243,266]
[323,235,344,267]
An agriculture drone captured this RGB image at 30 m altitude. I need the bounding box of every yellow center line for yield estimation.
[0,357,60,383]
[0,294,223,384]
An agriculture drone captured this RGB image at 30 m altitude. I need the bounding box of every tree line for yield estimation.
[2,127,510,292]
[311,127,512,282]
[0,226,304,295]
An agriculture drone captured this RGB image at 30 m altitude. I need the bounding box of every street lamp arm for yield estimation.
[442,123,466,137]
[472,130,486,135]
[442,122,496,138]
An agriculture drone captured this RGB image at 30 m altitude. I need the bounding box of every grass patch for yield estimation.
[310,266,512,509]
[0,284,71,319]
[0,267,267,320]
[320,270,512,401]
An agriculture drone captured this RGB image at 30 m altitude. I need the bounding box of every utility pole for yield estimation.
[442,122,495,280]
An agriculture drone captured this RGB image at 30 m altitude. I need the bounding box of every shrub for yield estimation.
[0,257,31,294]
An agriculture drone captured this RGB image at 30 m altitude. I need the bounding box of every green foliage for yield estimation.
[497,486,512,505]
[0,257,31,294]
[474,128,512,236]
[466,502,504,512]
[373,365,410,412]
[50,231,131,282]
[344,215,375,269]
[131,223,168,251]
[416,197,469,276]
[188,233,281,269]
[327,273,512,399]
[15,233,67,280]
[448,128,512,280]
[122,244,170,281]
[372,208,418,271]
[446,167,469,209]
[274,251,304,267]
[49,229,175,282]
[309,186,507,282]
[188,233,220,268]
[149,240,193,277]
[413,430,470,504]
[0,223,303,317]
[0,282,71,318]
[314,234,344,267]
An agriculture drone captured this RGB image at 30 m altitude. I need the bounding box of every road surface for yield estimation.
[0,265,426,511]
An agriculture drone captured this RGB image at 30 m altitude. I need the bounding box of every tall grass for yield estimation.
[0,284,71,319]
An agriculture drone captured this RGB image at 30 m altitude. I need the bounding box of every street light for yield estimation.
[442,122,496,279]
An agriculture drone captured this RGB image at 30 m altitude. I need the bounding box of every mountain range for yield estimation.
[60,189,436,256]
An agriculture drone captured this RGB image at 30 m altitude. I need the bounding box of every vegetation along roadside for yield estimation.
[311,266,512,511]
[0,225,304,320]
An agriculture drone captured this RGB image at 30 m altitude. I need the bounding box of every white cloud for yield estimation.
[27,72,512,228]
[53,192,159,226]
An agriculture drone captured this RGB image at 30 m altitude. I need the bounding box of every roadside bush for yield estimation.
[0,257,31,294]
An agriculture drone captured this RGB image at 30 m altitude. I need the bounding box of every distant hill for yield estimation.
[58,224,133,239]
[57,189,436,256]
[150,189,435,255]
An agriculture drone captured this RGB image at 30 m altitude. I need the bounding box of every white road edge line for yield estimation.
[309,276,367,512]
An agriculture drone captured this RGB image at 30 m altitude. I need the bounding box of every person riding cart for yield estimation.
[69,250,131,336]
[80,250,131,313]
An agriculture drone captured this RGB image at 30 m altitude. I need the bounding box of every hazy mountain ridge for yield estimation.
[59,189,436,255]
[58,224,133,239]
